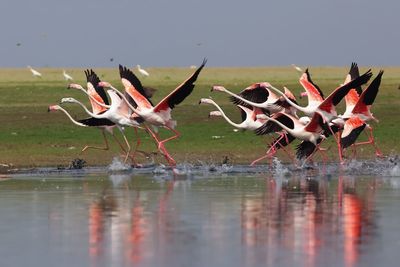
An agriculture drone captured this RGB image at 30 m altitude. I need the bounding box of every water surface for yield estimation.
[0,163,400,267]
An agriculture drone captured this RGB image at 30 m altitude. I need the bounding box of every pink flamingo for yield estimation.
[98,59,207,166]
[255,112,328,164]
[211,82,299,116]
[199,98,266,130]
[51,70,126,154]
[339,63,384,157]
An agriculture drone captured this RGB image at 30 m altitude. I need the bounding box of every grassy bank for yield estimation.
[0,66,399,168]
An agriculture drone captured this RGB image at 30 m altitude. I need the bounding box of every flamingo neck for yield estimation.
[222,89,265,108]
[109,85,143,117]
[71,100,98,118]
[58,107,87,127]
[207,100,242,128]
[267,85,309,114]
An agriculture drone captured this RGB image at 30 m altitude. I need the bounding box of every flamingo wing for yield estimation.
[340,116,366,149]
[319,69,372,112]
[304,112,324,133]
[356,70,383,106]
[119,65,154,106]
[296,141,318,160]
[230,83,270,107]
[85,69,109,105]
[255,112,295,135]
[347,62,362,95]
[299,69,325,102]
[154,58,206,112]
[78,117,115,127]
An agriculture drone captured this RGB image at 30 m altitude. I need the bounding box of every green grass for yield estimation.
[0,66,399,168]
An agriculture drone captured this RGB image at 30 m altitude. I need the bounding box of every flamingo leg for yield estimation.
[329,125,344,164]
[145,126,177,166]
[353,126,383,157]
[304,141,326,165]
[250,133,284,166]
[117,128,131,164]
[111,132,128,154]
[80,129,110,153]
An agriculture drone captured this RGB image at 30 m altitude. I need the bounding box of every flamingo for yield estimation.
[339,63,384,157]
[27,65,42,78]
[199,98,295,165]
[266,70,372,162]
[268,69,372,123]
[255,112,328,164]
[47,104,127,153]
[199,98,266,130]
[340,116,367,151]
[64,70,129,154]
[137,65,149,77]
[63,70,73,81]
[60,90,143,163]
[211,82,298,116]
[98,59,207,166]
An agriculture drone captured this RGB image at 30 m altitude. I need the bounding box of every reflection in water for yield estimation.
[2,173,395,267]
[86,174,378,267]
[241,175,377,267]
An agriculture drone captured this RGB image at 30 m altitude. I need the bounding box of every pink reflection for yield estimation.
[240,176,376,267]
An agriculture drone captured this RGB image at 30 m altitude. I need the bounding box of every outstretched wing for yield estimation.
[255,113,295,135]
[318,69,372,113]
[154,58,207,112]
[85,69,109,105]
[119,65,154,106]
[230,83,270,107]
[299,68,324,103]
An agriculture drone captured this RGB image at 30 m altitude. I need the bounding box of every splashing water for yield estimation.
[107,157,131,172]
[272,157,289,177]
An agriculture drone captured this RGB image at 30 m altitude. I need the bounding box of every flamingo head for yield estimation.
[209,111,222,118]
[211,85,226,92]
[48,105,61,112]
[60,97,77,104]
[98,81,112,88]
[67,83,84,90]
[199,98,213,105]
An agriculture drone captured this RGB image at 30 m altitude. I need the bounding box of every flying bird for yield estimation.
[137,65,150,77]
[27,66,42,78]
[211,83,298,116]
[63,70,73,81]
[99,59,207,166]
[199,98,266,131]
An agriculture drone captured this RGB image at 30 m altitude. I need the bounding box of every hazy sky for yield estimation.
[1,0,399,67]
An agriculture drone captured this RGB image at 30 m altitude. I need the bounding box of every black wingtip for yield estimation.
[201,57,208,66]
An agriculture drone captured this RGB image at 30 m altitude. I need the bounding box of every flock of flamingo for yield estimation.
[47,60,384,167]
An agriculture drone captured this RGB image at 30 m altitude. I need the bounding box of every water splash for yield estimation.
[272,157,289,177]
[107,157,131,172]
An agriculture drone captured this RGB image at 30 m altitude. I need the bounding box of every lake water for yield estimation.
[0,160,400,267]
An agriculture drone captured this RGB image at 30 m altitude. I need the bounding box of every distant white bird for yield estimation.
[291,64,303,73]
[27,66,42,78]
[63,70,73,81]
[137,65,150,77]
